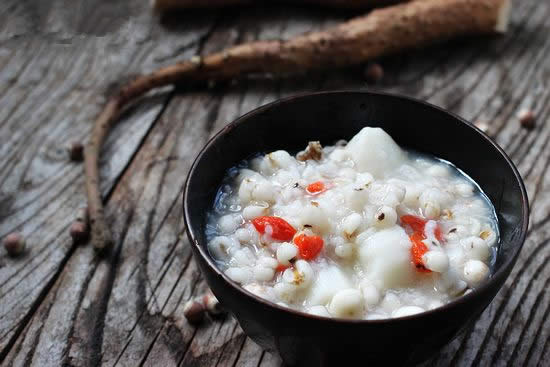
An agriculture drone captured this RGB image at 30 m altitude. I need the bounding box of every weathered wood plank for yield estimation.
[1,0,550,366]
[0,0,214,361]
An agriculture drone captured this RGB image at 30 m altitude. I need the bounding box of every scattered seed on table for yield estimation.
[518,109,535,129]
[364,63,384,84]
[203,293,224,315]
[70,221,89,243]
[68,142,84,162]
[3,232,26,257]
[183,300,205,324]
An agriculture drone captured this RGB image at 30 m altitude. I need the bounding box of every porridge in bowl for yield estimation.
[206,127,498,319]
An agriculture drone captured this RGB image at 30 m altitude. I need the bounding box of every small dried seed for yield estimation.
[183,300,205,324]
[479,230,491,240]
[364,63,384,84]
[68,142,84,162]
[70,221,89,243]
[296,141,323,161]
[3,232,26,257]
[202,293,224,315]
[518,109,535,129]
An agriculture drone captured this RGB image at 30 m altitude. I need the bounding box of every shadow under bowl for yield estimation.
[183,91,529,366]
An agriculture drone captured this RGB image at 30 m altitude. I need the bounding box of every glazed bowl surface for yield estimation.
[183,91,529,366]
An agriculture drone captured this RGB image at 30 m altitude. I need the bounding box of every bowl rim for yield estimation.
[183,90,529,324]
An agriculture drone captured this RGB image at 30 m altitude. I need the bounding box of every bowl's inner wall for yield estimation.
[187,92,526,274]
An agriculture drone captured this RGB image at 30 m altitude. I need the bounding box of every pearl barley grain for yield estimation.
[218,214,240,234]
[225,267,252,284]
[253,265,275,282]
[243,205,268,220]
[361,282,380,306]
[208,236,238,260]
[393,306,424,318]
[335,243,354,259]
[463,260,489,287]
[342,213,362,237]
[373,206,397,228]
[423,251,449,273]
[329,289,364,318]
[461,236,490,262]
[276,242,298,266]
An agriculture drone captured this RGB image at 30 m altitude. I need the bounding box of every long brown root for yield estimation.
[85,0,510,252]
[152,0,405,11]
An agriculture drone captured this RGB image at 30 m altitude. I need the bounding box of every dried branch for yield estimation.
[152,0,405,11]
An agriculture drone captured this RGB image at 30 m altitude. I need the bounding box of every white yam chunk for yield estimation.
[329,289,364,318]
[358,227,414,290]
[344,127,405,177]
[308,266,352,306]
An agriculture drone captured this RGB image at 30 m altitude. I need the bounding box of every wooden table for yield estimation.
[1,0,548,365]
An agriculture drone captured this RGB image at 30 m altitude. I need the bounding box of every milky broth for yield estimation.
[205,128,498,319]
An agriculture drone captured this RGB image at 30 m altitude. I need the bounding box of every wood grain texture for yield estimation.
[1,0,549,366]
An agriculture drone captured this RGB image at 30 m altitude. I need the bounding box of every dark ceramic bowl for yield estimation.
[183,91,528,366]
